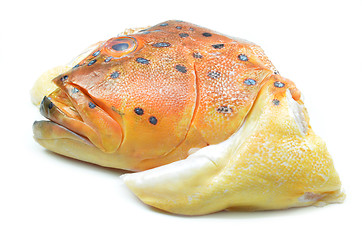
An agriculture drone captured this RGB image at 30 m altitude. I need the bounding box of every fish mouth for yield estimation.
[33,94,101,165]
[34,93,93,146]
[33,84,123,156]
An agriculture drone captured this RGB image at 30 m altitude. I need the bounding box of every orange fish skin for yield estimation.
[35,20,288,171]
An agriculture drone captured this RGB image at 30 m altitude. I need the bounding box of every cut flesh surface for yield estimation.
[122,78,345,215]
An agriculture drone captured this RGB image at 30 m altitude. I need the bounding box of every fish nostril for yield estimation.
[60,75,68,81]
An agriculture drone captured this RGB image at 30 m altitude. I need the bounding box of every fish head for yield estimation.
[33,21,206,170]
[33,20,283,170]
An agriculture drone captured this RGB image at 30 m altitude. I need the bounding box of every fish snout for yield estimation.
[37,81,123,154]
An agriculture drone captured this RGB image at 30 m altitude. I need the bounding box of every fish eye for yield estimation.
[104,37,137,58]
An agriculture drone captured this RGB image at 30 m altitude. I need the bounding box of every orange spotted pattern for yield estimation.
[43,20,293,170]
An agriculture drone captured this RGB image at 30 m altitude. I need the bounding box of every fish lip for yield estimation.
[33,119,93,146]
[39,90,80,121]
[39,94,76,123]
[37,94,91,143]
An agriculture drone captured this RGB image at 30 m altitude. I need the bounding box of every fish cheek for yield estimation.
[52,77,123,153]
[118,86,196,160]
[91,58,197,161]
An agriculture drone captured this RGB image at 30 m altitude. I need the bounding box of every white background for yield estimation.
[1,0,361,239]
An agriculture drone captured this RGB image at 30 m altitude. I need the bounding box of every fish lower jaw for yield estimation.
[33,120,91,143]
[32,120,127,169]
[32,119,96,163]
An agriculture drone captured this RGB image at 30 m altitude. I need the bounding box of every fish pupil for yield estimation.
[112,43,129,51]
